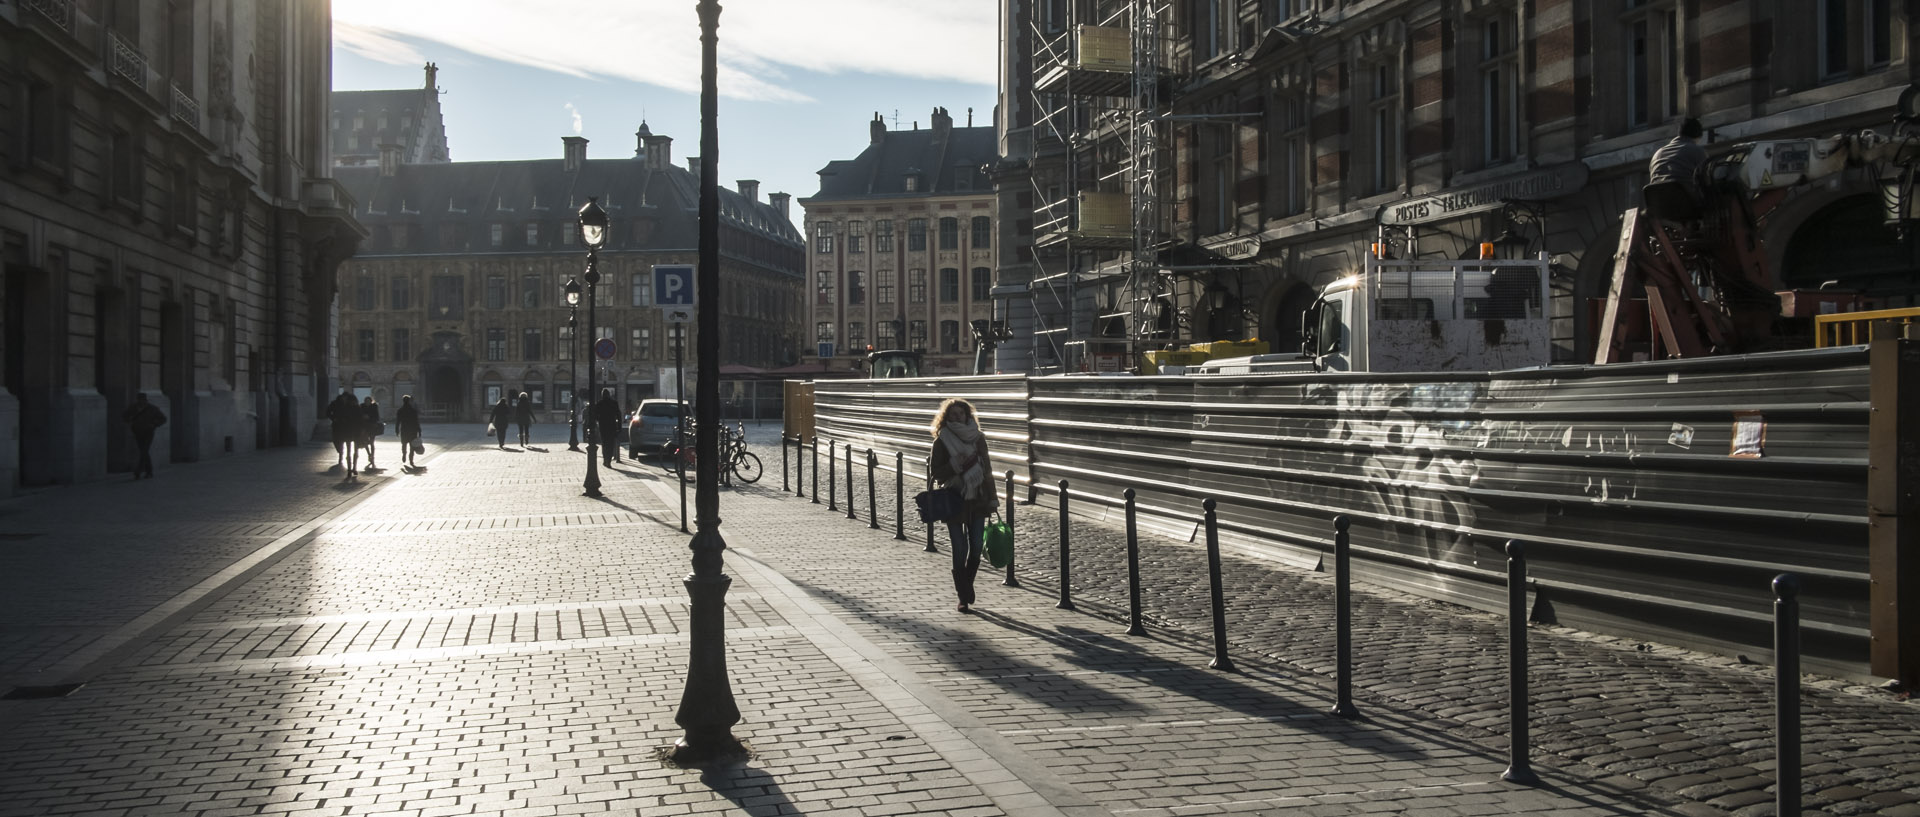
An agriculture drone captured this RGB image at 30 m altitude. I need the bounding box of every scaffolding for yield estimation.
[1026,0,1172,374]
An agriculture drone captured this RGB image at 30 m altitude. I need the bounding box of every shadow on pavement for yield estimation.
[700,765,798,817]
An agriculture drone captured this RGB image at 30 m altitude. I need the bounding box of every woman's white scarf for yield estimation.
[939,420,985,500]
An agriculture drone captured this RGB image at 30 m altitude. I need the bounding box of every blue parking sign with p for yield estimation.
[653,265,695,306]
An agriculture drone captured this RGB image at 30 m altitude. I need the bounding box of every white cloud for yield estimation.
[565,102,583,135]
[331,0,995,101]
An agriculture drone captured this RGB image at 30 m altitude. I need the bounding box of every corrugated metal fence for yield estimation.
[803,348,1877,677]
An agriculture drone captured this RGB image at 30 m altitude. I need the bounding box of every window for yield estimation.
[562,225,575,246]
[1194,0,1231,62]
[971,267,992,301]
[816,270,835,305]
[485,276,506,309]
[521,275,541,309]
[877,275,895,305]
[527,385,545,409]
[848,321,866,349]
[431,275,464,319]
[632,274,651,306]
[909,269,927,304]
[1207,126,1234,234]
[939,218,959,250]
[875,219,895,252]
[877,320,899,349]
[815,221,835,253]
[390,275,412,310]
[908,320,928,350]
[357,329,376,362]
[392,328,411,362]
[904,175,920,192]
[523,328,542,361]
[908,219,928,251]
[1369,64,1401,193]
[939,268,961,302]
[631,327,651,360]
[971,217,992,249]
[109,128,137,203]
[526,223,539,246]
[816,322,835,343]
[26,78,67,170]
[1819,0,1895,78]
[486,328,507,361]
[1624,2,1680,130]
[848,271,866,305]
[355,273,376,310]
[490,224,503,247]
[1481,16,1520,165]
[1272,96,1307,217]
[847,220,865,254]
[558,324,575,359]
[596,325,613,344]
[940,320,962,353]
[559,386,574,408]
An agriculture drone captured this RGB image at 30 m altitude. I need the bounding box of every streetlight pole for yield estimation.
[565,280,581,452]
[578,199,608,498]
[672,0,744,767]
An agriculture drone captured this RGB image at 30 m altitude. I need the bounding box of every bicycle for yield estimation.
[661,422,761,486]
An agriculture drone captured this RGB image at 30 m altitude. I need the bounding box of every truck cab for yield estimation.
[1300,253,1554,373]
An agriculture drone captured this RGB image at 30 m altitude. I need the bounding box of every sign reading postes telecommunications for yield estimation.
[594,337,617,360]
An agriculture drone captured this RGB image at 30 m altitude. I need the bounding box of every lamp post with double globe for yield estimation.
[577,198,608,498]
[564,278,581,452]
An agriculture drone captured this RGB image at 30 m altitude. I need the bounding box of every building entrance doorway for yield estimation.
[426,367,463,422]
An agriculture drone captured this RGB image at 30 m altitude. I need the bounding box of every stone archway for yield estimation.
[1781,194,1919,302]
[425,367,464,421]
[1264,283,1319,356]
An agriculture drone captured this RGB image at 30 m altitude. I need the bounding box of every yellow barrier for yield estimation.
[1814,307,1920,347]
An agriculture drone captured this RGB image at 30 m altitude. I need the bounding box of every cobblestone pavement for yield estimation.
[760,429,1920,817]
[0,422,1897,815]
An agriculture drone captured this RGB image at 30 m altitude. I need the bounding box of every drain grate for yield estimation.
[0,533,44,541]
[2,683,85,700]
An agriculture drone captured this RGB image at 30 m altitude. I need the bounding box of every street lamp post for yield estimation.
[565,279,581,452]
[578,198,608,498]
[671,0,744,767]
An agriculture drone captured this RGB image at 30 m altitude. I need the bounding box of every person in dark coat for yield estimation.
[327,390,363,478]
[593,388,623,467]
[489,397,512,449]
[359,395,382,471]
[395,394,422,470]
[122,392,167,480]
[513,391,535,447]
[929,398,995,613]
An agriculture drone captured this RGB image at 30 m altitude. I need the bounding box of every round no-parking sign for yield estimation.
[594,337,617,360]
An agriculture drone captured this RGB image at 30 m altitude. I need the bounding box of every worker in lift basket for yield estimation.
[1648,118,1707,205]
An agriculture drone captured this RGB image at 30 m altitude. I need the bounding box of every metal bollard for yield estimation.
[1002,471,1020,587]
[867,451,879,529]
[894,451,907,541]
[781,434,789,493]
[827,440,838,512]
[1056,479,1074,610]
[923,456,938,553]
[1775,573,1803,817]
[1330,516,1357,718]
[845,443,856,520]
[810,437,819,503]
[1203,498,1235,672]
[1501,540,1539,786]
[1124,488,1145,636]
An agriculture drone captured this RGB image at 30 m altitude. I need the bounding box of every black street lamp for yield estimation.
[578,198,608,498]
[671,0,744,767]
[564,277,582,452]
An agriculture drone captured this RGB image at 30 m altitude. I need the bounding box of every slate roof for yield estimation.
[806,110,998,201]
[331,87,450,165]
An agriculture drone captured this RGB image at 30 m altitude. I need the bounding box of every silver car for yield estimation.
[629,399,687,456]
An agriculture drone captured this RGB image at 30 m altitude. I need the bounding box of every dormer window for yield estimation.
[904,175,920,192]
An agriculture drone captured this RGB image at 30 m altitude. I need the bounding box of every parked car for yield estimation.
[629,399,687,457]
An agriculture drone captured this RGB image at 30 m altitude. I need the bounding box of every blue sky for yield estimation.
[331,1,1000,224]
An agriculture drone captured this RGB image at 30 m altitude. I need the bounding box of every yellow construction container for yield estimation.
[1078,192,1130,237]
[1142,350,1210,375]
[1076,25,1131,71]
[1195,339,1269,359]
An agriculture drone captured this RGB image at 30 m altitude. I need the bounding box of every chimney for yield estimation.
[688,156,701,176]
[768,192,790,222]
[378,143,402,177]
[735,180,759,201]
[424,61,438,90]
[870,111,886,145]
[645,134,673,170]
[562,136,588,172]
[931,106,953,135]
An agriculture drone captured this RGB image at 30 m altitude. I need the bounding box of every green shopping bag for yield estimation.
[984,513,1013,568]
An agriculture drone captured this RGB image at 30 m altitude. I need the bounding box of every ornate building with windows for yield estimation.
[1,0,362,492]
[996,0,1916,372]
[332,116,804,423]
[330,62,451,168]
[800,108,1001,376]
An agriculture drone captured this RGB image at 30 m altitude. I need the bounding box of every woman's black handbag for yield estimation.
[914,488,965,524]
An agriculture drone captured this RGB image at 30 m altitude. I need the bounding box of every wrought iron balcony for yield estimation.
[170,83,201,130]
[109,31,152,91]
[24,0,75,33]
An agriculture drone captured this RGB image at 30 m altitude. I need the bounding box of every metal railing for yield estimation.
[170,82,201,130]
[109,30,151,91]
[1814,305,1920,347]
[24,0,76,33]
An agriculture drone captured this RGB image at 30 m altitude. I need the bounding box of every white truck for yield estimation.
[1190,253,1553,375]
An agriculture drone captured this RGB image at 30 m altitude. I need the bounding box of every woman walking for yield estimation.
[929,398,995,613]
[327,390,362,478]
[514,391,535,447]
[359,395,382,472]
[489,396,512,449]
[396,394,422,470]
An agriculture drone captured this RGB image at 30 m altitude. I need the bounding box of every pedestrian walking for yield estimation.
[593,388,622,467]
[929,398,995,613]
[489,396,512,449]
[122,392,166,480]
[396,394,422,470]
[359,395,383,472]
[327,390,362,479]
[514,391,535,447]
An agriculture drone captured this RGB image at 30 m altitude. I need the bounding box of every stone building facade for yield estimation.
[996,0,1917,372]
[331,62,451,168]
[801,108,1001,376]
[333,122,805,423]
[1,0,363,492]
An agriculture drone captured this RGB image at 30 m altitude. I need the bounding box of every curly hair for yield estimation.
[929,398,976,438]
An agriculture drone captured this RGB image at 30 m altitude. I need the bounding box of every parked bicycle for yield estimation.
[659,422,761,486]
